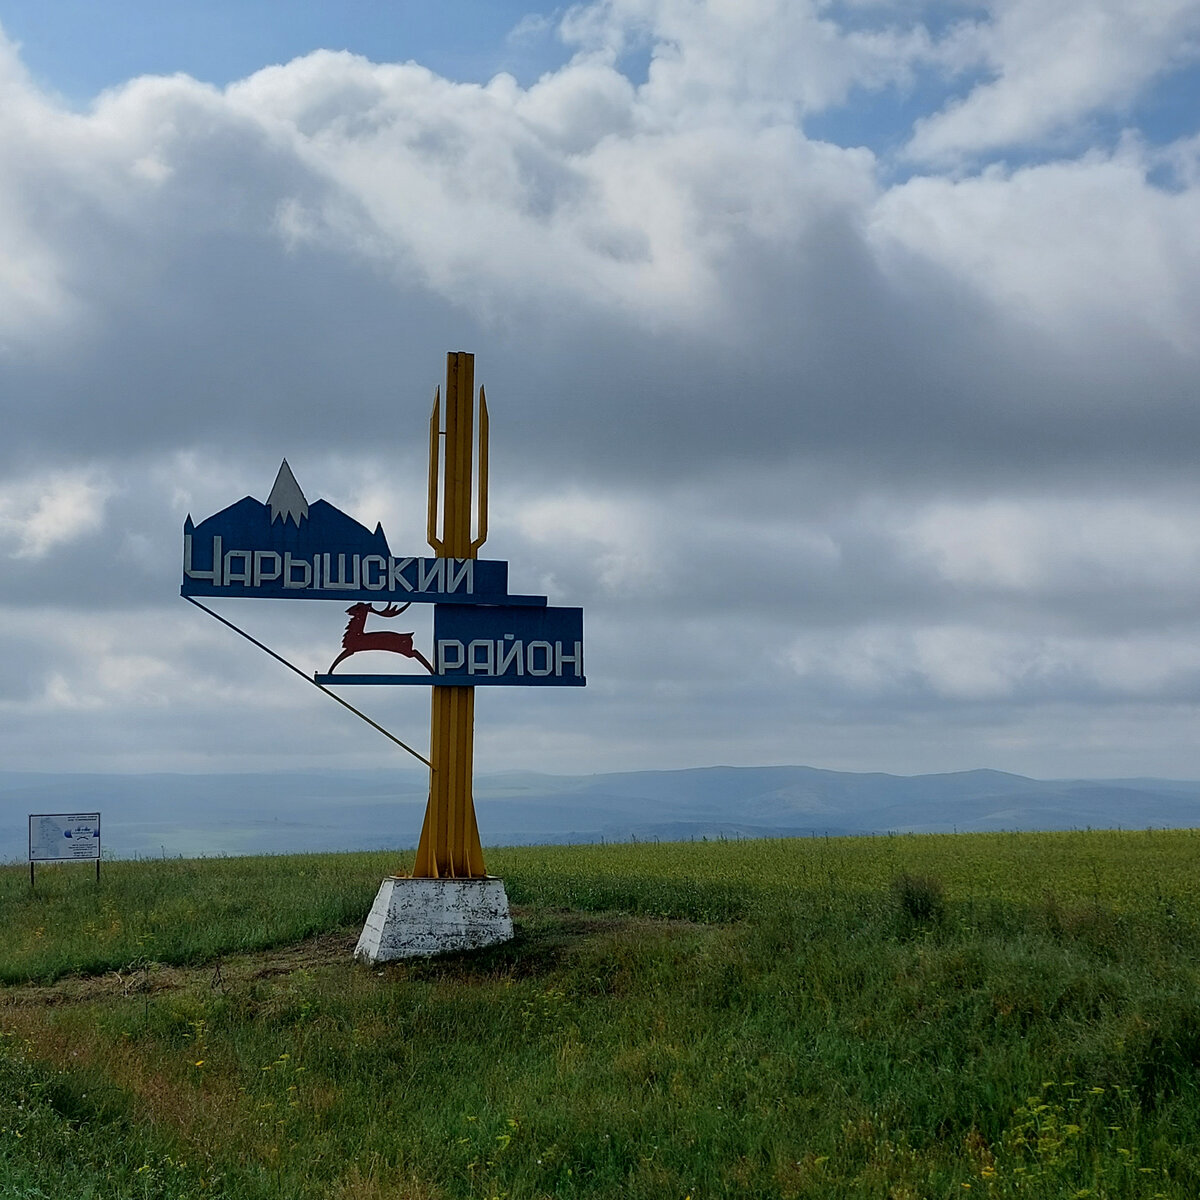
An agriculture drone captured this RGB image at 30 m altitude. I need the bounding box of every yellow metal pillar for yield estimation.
[412,352,489,878]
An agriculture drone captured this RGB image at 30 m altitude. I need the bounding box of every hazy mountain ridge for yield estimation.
[3,765,1199,862]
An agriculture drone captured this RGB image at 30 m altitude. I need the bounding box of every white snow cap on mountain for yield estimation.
[266,460,308,526]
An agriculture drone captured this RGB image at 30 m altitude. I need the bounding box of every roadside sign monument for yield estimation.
[182,352,584,959]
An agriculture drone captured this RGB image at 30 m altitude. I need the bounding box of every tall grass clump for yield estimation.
[890,870,946,931]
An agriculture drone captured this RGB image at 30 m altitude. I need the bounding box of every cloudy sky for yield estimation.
[2,0,1200,781]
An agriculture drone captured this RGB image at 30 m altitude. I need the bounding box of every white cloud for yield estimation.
[871,143,1200,352]
[219,45,880,329]
[510,487,662,593]
[561,0,935,119]
[908,0,1200,161]
[0,469,115,558]
[902,495,1200,595]
[507,12,557,45]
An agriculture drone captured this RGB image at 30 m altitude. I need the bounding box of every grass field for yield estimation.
[3,830,1200,1198]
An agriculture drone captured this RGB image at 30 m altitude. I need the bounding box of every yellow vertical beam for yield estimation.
[412,352,487,879]
[471,387,489,555]
[427,387,442,554]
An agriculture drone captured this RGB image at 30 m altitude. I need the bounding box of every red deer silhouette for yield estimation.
[327,602,434,674]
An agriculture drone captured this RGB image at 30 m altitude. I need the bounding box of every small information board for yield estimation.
[29,813,101,883]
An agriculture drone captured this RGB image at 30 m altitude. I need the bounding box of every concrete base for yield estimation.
[354,876,514,962]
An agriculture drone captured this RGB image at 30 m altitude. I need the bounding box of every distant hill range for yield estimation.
[3,765,1200,862]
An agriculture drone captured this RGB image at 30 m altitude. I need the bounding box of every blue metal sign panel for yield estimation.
[433,604,584,686]
[313,604,585,686]
[181,463,545,607]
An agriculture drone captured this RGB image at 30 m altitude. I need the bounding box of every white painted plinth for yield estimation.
[355,876,513,962]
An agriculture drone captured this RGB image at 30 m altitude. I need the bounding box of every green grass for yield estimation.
[3,831,1200,1197]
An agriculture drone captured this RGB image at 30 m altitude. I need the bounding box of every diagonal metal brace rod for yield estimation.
[183,595,434,770]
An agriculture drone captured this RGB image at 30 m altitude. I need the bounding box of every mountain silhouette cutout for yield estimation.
[184,462,390,570]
